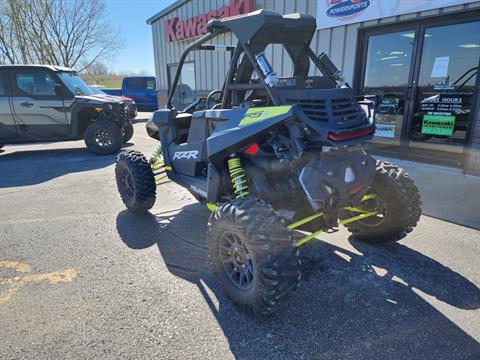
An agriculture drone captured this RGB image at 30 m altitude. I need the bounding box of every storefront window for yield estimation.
[168,61,196,110]
[359,17,480,167]
[409,21,480,154]
[363,30,416,145]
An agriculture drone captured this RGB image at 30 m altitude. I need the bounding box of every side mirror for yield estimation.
[54,84,66,98]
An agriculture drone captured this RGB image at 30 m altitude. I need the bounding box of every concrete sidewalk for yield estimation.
[378,156,480,230]
[132,111,152,123]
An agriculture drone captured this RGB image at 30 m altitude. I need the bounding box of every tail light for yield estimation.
[328,127,374,142]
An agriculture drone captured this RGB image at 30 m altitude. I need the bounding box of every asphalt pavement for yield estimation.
[0,123,479,359]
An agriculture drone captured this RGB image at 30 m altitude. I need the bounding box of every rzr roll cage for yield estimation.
[166,10,346,111]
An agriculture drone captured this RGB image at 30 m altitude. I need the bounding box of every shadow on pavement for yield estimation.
[0,147,117,188]
[116,204,480,360]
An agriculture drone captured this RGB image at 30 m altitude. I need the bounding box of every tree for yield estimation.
[81,61,109,76]
[0,0,123,71]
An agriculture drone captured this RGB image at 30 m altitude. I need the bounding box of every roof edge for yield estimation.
[146,0,190,25]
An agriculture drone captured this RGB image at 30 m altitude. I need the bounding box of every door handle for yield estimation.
[20,102,34,108]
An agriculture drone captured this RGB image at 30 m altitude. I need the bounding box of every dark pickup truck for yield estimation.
[0,65,133,155]
[102,76,158,111]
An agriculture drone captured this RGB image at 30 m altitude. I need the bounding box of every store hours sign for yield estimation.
[317,0,477,29]
[420,95,463,136]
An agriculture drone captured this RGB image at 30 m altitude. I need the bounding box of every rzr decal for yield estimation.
[172,150,199,160]
[239,106,292,127]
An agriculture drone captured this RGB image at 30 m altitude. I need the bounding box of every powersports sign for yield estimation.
[316,0,476,29]
[165,0,253,42]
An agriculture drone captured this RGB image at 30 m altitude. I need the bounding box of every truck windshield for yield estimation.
[57,72,94,95]
[89,86,106,95]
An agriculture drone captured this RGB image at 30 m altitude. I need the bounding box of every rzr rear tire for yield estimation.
[115,150,156,213]
[343,160,421,244]
[207,197,301,316]
[84,120,123,155]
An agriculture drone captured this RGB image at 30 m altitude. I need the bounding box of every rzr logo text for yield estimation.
[173,150,199,160]
[244,111,265,119]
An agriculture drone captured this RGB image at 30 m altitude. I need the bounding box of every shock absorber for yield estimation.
[227,156,249,199]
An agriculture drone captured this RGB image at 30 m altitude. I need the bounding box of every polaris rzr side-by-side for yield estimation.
[115,10,421,316]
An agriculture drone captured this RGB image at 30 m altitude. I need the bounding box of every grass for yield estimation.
[80,74,123,89]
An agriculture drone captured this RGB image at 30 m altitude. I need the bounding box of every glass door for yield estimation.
[359,28,418,154]
[167,62,197,110]
[406,20,480,167]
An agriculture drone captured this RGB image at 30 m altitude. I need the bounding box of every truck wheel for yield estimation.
[84,120,123,155]
[342,160,422,244]
[123,120,134,143]
[115,150,156,213]
[207,197,301,316]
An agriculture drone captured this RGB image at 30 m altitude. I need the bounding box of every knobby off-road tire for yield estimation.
[207,197,301,316]
[115,150,156,213]
[343,160,422,244]
[123,120,134,143]
[84,120,123,155]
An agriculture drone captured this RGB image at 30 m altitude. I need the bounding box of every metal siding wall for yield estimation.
[150,0,480,94]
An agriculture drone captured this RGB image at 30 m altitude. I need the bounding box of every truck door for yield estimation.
[9,68,70,140]
[0,69,17,141]
[124,77,157,110]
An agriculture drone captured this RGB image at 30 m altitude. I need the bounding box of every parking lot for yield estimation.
[1,122,479,360]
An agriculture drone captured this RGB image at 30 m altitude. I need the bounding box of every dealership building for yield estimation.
[147,0,480,175]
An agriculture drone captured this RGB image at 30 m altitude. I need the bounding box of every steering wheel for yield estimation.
[206,90,223,109]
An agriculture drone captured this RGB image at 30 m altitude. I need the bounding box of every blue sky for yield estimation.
[105,0,176,75]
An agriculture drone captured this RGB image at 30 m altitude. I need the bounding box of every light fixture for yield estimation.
[390,51,404,55]
[401,32,431,39]
[390,63,404,66]
[380,56,399,61]
[459,44,480,48]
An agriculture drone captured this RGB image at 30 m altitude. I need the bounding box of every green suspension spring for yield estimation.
[150,146,163,163]
[150,146,164,172]
[227,157,249,199]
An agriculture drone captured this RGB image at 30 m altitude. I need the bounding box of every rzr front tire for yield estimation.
[115,150,156,213]
[342,161,421,244]
[207,197,301,316]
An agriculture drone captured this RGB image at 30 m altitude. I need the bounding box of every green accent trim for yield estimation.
[343,206,372,214]
[207,203,218,212]
[296,229,324,247]
[288,212,324,230]
[239,106,292,127]
[360,193,376,202]
[338,211,378,226]
[294,210,379,247]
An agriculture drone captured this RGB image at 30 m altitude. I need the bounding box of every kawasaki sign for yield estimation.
[165,0,253,42]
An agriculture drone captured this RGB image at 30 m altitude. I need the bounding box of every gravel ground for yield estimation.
[0,123,479,359]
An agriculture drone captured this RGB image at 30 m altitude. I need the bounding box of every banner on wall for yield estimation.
[316,0,476,29]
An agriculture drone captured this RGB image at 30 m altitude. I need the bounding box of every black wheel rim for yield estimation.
[219,231,254,291]
[357,190,388,227]
[94,129,113,147]
[120,167,135,198]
